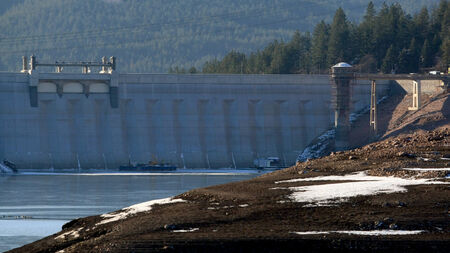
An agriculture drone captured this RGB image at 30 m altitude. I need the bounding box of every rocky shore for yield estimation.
[9,93,450,253]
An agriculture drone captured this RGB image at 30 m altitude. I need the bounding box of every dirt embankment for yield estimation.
[9,93,450,253]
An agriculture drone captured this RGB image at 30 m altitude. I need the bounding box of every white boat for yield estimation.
[0,160,17,174]
[253,157,286,170]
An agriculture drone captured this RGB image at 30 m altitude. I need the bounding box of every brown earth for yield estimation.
[9,93,450,253]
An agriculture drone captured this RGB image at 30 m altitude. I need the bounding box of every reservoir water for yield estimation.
[0,169,263,252]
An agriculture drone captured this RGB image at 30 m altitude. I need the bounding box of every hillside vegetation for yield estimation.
[196,1,450,74]
[0,0,442,73]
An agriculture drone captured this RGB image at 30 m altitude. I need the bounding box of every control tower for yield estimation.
[331,62,354,151]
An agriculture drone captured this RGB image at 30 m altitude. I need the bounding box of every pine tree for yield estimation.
[397,48,411,73]
[420,39,433,68]
[441,37,450,70]
[373,3,391,65]
[408,38,421,72]
[414,7,430,44]
[327,8,351,66]
[359,2,376,55]
[311,21,329,73]
[381,45,396,73]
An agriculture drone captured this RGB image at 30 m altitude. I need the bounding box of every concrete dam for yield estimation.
[0,71,391,169]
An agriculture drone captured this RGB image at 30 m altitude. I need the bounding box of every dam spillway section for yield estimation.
[4,58,433,169]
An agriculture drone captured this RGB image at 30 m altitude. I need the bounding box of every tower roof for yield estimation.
[333,62,352,68]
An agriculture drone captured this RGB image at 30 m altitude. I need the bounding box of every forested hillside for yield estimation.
[0,0,442,73]
[198,1,450,74]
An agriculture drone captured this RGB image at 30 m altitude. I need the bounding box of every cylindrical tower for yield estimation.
[331,62,354,151]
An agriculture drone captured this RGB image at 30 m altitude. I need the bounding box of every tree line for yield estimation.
[180,1,449,74]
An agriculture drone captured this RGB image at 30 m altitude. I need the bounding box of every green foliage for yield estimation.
[0,0,442,73]
[311,21,329,73]
[200,1,449,74]
[420,39,433,68]
[381,45,397,73]
[327,8,351,66]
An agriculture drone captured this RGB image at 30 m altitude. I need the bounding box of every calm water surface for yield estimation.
[0,169,263,252]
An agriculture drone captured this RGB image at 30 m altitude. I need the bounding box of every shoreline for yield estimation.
[8,92,450,252]
[9,128,449,253]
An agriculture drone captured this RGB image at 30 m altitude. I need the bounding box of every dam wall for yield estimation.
[0,72,390,169]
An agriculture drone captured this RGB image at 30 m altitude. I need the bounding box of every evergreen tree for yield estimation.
[358,1,376,55]
[327,8,351,66]
[195,1,447,75]
[373,3,391,64]
[397,48,411,73]
[381,45,396,73]
[311,21,329,73]
[414,7,431,44]
[420,39,433,67]
[441,38,450,70]
[408,38,421,72]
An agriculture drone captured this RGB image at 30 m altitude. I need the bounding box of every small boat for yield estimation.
[119,160,176,172]
[253,157,286,170]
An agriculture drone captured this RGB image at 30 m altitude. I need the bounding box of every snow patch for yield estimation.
[239,204,249,208]
[403,168,450,171]
[97,198,185,225]
[291,231,330,235]
[336,230,425,236]
[292,230,424,236]
[56,227,82,240]
[296,129,335,162]
[172,228,199,233]
[276,171,448,206]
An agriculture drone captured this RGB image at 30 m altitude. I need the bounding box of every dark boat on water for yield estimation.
[119,160,177,172]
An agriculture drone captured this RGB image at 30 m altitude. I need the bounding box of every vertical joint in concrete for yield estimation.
[109,71,119,108]
[30,55,36,71]
[331,62,354,151]
[109,56,116,72]
[369,80,377,134]
[21,56,28,73]
[408,80,421,111]
[28,70,39,107]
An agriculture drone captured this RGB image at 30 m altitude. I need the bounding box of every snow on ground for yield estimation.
[55,227,83,240]
[276,171,448,206]
[291,231,330,235]
[296,129,335,162]
[291,230,424,236]
[403,168,450,171]
[172,228,199,233]
[97,198,186,225]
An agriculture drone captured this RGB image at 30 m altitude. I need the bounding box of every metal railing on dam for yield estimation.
[18,66,450,169]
